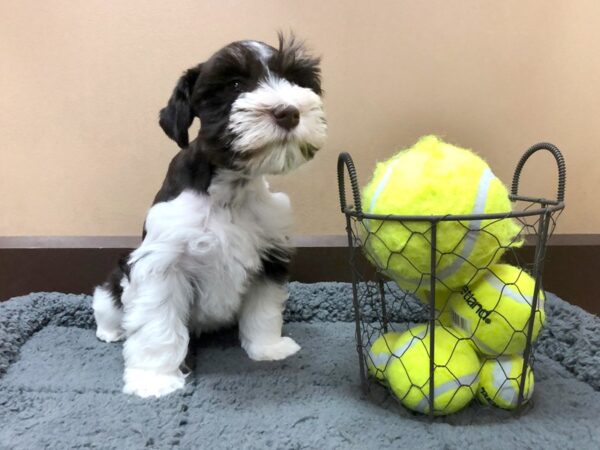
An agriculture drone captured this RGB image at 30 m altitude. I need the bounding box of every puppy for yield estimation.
[92,35,326,398]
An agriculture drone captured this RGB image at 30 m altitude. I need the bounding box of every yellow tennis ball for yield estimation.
[360,135,522,295]
[385,324,480,415]
[367,332,403,381]
[436,308,454,328]
[414,286,455,326]
[449,264,546,356]
[477,355,535,409]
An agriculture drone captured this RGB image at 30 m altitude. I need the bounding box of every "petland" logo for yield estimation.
[461,286,492,324]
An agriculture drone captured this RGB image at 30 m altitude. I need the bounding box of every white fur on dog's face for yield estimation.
[228,76,327,175]
[162,36,328,175]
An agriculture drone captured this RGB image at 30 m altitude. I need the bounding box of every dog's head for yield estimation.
[159,34,327,175]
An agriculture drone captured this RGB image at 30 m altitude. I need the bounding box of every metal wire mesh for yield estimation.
[337,143,566,417]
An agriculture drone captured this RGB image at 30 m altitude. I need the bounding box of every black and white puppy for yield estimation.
[92,35,326,398]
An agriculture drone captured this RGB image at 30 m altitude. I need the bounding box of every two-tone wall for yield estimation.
[1,1,598,312]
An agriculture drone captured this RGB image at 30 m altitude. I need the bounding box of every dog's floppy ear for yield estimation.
[159,64,203,148]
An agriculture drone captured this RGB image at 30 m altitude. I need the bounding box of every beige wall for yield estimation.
[1,0,598,237]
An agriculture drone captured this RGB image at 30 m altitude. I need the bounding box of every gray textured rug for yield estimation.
[1,283,599,449]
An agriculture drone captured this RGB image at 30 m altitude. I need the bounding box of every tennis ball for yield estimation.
[436,308,454,328]
[367,332,403,381]
[386,324,480,415]
[414,286,455,327]
[449,264,546,356]
[360,135,522,294]
[477,355,535,409]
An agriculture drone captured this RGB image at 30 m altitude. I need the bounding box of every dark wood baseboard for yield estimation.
[1,235,598,315]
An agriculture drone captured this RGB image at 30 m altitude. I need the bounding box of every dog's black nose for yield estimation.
[272,105,300,130]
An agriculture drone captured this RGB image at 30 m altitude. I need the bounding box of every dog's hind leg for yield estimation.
[93,257,131,342]
[239,280,300,361]
[93,285,125,343]
[121,262,192,398]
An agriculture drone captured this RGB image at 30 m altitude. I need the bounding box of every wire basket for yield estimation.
[337,143,566,417]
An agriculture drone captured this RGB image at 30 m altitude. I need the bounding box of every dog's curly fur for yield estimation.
[92,35,327,398]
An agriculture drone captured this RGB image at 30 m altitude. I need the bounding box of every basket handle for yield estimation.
[511,142,566,203]
[337,152,363,215]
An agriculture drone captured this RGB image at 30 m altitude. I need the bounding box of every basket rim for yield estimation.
[338,143,567,223]
[342,200,564,223]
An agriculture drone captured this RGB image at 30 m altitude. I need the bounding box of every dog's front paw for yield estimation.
[243,337,301,361]
[96,327,125,343]
[123,368,185,398]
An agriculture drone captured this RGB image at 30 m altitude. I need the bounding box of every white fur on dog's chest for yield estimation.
[137,178,293,332]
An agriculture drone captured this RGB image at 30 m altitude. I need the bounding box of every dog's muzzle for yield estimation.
[272,105,300,131]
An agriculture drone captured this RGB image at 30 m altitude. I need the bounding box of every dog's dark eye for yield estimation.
[233,81,242,92]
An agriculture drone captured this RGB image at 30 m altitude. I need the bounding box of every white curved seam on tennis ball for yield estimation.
[366,158,402,228]
[487,275,538,307]
[498,358,533,405]
[390,328,428,358]
[383,167,496,288]
[415,372,480,413]
[497,384,518,406]
[434,167,495,281]
[369,159,398,218]
[492,359,519,406]
[369,350,393,369]
[369,352,389,369]
[470,334,504,356]
[414,372,480,413]
[364,158,403,273]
